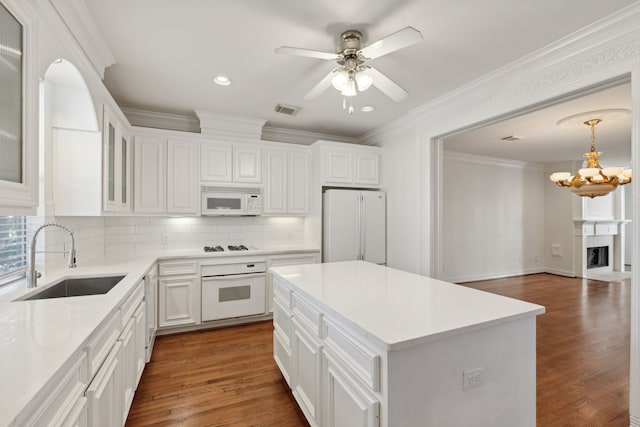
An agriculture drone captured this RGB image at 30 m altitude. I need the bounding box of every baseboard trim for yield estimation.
[544,268,577,278]
[445,268,546,284]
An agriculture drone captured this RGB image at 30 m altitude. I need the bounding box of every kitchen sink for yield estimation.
[21,275,125,300]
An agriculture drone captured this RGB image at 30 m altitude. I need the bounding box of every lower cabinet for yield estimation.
[61,397,88,427]
[291,318,322,427]
[158,260,200,329]
[273,275,381,427]
[322,348,380,427]
[86,341,123,427]
[266,253,319,313]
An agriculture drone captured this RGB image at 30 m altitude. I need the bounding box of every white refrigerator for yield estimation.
[323,189,386,264]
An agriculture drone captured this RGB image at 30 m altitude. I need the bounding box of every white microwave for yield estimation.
[201,186,262,216]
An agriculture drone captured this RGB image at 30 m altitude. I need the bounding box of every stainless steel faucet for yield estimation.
[28,223,77,288]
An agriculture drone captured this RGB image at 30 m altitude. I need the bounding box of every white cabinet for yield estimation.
[144,265,158,362]
[314,141,380,187]
[266,252,319,312]
[158,260,200,328]
[292,318,323,427]
[322,348,380,427]
[133,302,147,384]
[201,141,261,183]
[118,317,136,421]
[86,340,123,427]
[167,140,199,214]
[103,106,131,213]
[133,136,166,213]
[201,142,232,182]
[264,148,310,215]
[134,136,198,215]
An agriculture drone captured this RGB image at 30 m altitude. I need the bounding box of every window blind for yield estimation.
[0,216,27,286]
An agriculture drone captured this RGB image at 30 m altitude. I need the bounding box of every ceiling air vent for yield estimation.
[500,135,523,142]
[274,104,300,116]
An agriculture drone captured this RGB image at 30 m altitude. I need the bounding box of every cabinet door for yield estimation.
[86,340,123,427]
[167,140,198,214]
[61,397,88,427]
[159,276,199,328]
[201,142,232,182]
[354,152,379,185]
[119,133,131,212]
[119,317,136,419]
[134,136,166,213]
[292,319,322,426]
[288,151,310,214]
[102,110,118,211]
[323,350,380,427]
[234,146,262,183]
[324,149,352,184]
[267,254,319,313]
[133,301,147,386]
[264,150,287,214]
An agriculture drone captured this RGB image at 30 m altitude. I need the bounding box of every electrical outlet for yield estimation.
[463,367,484,390]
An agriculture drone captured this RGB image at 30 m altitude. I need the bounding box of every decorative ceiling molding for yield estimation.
[195,110,266,141]
[122,107,200,133]
[443,150,544,171]
[261,126,360,145]
[48,0,115,79]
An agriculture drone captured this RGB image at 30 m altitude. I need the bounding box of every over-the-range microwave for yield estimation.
[201,186,262,216]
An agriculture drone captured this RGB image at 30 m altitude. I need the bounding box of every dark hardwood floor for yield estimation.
[126,273,630,426]
[460,273,630,426]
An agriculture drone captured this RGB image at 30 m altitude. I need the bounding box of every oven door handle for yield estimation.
[202,273,266,281]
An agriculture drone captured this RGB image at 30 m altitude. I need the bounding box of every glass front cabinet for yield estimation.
[102,105,131,213]
[0,0,38,215]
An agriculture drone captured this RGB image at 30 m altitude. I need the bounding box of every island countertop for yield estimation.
[270,260,545,351]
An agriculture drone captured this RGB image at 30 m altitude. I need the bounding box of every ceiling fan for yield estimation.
[275,27,423,105]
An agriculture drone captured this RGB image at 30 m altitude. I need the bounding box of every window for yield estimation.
[0,216,27,286]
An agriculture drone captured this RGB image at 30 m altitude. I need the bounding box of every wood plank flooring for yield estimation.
[460,273,630,426]
[126,273,629,426]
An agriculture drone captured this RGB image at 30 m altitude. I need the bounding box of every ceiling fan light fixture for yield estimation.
[341,79,357,97]
[356,72,373,91]
[331,71,348,91]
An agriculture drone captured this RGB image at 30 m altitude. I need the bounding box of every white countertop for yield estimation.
[270,261,545,351]
[0,246,319,427]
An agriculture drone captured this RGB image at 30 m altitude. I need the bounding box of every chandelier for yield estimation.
[549,115,631,198]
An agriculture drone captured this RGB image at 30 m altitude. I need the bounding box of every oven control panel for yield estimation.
[201,261,266,277]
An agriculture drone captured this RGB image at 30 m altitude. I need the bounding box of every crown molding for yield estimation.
[443,150,544,171]
[195,110,266,141]
[122,107,200,133]
[48,0,115,78]
[262,125,359,145]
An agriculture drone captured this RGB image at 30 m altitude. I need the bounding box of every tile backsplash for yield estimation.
[104,216,306,258]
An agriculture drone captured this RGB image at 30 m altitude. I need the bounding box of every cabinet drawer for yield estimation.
[24,352,88,427]
[273,276,292,308]
[159,260,198,276]
[84,309,121,379]
[324,317,381,392]
[292,292,323,337]
[121,281,144,328]
[273,298,292,345]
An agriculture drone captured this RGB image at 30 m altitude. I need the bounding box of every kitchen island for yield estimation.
[270,261,545,427]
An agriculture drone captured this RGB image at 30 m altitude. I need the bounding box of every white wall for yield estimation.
[440,152,545,282]
[543,162,577,276]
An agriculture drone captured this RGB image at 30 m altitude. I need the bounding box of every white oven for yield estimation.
[201,261,266,321]
[201,186,262,216]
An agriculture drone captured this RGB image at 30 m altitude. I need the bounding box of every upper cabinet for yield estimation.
[133,133,199,215]
[201,141,261,184]
[263,147,310,215]
[103,106,131,213]
[0,1,38,215]
[315,141,380,187]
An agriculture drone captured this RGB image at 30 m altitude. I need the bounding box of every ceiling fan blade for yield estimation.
[304,70,336,100]
[359,27,423,60]
[366,67,408,102]
[275,46,339,61]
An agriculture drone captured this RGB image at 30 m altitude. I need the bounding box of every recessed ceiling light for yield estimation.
[213,75,232,86]
[360,105,375,112]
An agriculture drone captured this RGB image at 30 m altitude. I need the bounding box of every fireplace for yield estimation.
[587,246,609,269]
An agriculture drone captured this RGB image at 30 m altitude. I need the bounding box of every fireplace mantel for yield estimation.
[572,219,630,237]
